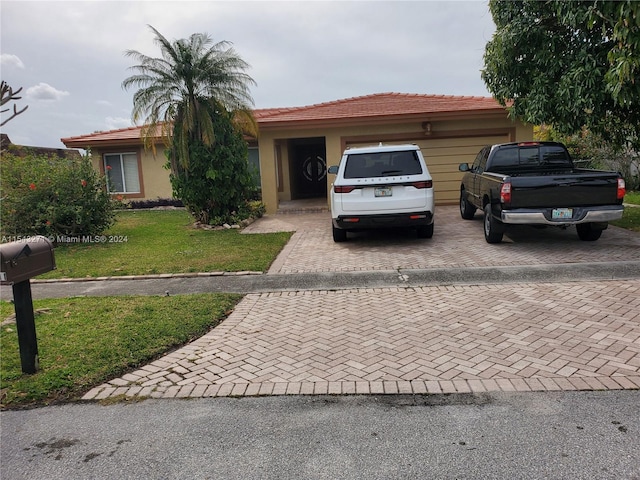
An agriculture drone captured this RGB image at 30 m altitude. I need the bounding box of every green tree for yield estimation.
[121,25,257,174]
[483,0,640,150]
[168,109,260,225]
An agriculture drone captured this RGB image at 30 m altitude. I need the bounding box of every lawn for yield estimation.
[612,191,640,232]
[1,209,288,408]
[0,293,242,408]
[41,209,292,278]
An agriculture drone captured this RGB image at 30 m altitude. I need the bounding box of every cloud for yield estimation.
[26,83,70,102]
[105,116,132,130]
[1,53,25,69]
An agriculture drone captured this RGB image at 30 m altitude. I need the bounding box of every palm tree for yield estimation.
[122,25,257,174]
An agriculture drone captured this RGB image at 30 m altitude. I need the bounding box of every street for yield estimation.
[1,391,639,479]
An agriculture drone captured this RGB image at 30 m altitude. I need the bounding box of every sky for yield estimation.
[0,0,497,149]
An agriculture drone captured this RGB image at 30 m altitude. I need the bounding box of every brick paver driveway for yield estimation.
[84,207,640,400]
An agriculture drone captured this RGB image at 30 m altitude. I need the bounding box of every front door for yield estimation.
[291,139,327,199]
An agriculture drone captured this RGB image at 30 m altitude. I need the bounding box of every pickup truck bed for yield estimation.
[459,142,625,243]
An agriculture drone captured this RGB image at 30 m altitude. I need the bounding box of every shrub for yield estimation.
[0,151,118,239]
[167,110,264,225]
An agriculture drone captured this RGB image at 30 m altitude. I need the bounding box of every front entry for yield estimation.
[289,138,327,199]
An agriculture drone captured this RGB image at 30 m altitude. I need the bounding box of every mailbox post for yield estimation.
[0,236,56,374]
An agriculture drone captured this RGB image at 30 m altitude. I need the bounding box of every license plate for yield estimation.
[552,208,573,220]
[374,187,392,197]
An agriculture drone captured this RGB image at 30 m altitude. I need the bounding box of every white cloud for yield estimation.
[105,116,132,130]
[26,83,70,102]
[0,53,25,69]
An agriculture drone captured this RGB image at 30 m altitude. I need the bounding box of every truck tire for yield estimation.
[483,204,504,243]
[576,223,603,241]
[460,190,476,220]
[417,222,434,239]
[332,224,347,242]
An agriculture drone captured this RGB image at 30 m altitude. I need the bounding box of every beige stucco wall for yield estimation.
[91,145,173,200]
[87,114,532,212]
[258,115,533,213]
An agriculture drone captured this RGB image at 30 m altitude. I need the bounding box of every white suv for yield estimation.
[328,144,435,242]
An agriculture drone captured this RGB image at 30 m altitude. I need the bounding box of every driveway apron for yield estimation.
[82,206,640,400]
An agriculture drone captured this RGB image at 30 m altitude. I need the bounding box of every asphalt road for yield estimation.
[1,391,638,479]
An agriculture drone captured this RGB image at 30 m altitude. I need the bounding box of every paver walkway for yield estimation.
[83,206,640,400]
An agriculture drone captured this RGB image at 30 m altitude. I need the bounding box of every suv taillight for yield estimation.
[334,185,357,194]
[411,181,433,189]
[500,182,512,204]
[617,178,626,200]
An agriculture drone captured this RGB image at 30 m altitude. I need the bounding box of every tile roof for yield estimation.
[62,93,505,147]
[254,92,504,123]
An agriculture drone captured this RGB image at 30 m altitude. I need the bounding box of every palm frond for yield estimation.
[122,25,257,173]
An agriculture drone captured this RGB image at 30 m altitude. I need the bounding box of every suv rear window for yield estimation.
[343,151,423,179]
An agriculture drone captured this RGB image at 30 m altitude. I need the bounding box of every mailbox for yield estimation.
[1,236,56,285]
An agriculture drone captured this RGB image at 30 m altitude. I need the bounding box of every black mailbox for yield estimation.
[1,236,56,285]
[1,236,56,373]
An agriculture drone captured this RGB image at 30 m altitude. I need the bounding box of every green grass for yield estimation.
[41,210,291,278]
[623,190,640,205]
[0,294,242,408]
[611,191,640,232]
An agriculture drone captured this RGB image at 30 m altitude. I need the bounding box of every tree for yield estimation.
[121,25,257,174]
[1,80,29,126]
[482,0,640,150]
[168,109,258,225]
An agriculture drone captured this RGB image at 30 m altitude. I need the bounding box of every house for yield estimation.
[61,92,532,214]
[1,133,81,159]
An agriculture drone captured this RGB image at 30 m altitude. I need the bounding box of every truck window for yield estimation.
[488,147,519,170]
[540,145,572,168]
[488,145,572,171]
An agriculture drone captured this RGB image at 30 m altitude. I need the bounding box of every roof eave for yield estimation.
[257,108,508,130]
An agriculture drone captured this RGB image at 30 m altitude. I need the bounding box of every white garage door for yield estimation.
[346,134,510,205]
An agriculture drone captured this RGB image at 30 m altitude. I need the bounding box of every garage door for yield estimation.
[346,134,509,205]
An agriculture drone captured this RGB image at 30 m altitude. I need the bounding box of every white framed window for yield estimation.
[104,153,140,194]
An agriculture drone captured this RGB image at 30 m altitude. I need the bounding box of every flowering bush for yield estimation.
[0,151,119,238]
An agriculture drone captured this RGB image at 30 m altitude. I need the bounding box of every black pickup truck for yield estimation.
[458,142,626,243]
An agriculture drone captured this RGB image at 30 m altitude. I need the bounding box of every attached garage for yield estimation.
[345,131,512,205]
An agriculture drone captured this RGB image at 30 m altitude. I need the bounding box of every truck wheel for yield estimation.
[483,204,504,243]
[576,223,603,241]
[460,190,476,220]
[417,222,434,239]
[332,224,347,242]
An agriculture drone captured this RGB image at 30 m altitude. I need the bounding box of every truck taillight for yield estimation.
[617,178,626,200]
[500,182,512,204]
[334,185,356,194]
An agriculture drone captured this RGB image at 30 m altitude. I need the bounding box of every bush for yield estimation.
[0,151,118,239]
[168,110,264,225]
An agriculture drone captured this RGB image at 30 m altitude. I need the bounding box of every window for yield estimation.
[104,153,140,194]
[344,151,422,179]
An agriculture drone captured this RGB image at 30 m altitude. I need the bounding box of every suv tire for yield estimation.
[417,223,434,239]
[332,224,347,242]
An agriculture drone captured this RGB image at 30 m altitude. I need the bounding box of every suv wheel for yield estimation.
[417,222,434,239]
[483,204,504,243]
[332,224,347,242]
